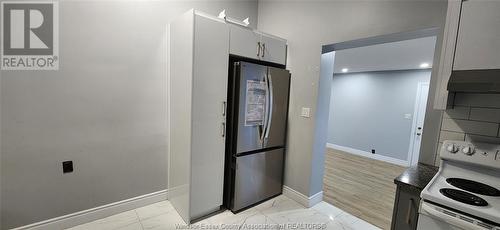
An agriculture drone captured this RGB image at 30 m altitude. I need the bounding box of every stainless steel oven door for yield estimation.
[417,202,500,230]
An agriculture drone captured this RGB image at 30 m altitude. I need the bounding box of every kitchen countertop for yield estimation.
[394,163,439,192]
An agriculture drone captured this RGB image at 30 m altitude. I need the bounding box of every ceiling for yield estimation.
[333,36,437,74]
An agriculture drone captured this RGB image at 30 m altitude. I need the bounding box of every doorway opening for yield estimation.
[317,28,438,229]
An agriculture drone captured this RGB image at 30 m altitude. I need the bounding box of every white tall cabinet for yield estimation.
[169,10,229,223]
[168,10,287,223]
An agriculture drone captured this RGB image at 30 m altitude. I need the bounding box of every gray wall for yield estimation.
[327,70,431,161]
[0,1,257,229]
[435,93,500,166]
[257,0,447,197]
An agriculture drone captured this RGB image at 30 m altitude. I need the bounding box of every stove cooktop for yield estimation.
[439,188,488,206]
[421,163,500,224]
[446,178,500,197]
[421,141,500,225]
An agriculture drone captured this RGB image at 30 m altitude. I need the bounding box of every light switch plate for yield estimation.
[301,107,311,118]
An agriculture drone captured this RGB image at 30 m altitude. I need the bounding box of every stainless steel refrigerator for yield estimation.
[224,60,291,212]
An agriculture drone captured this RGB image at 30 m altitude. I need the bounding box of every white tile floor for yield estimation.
[67,196,381,230]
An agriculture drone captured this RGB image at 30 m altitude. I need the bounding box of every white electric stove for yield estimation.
[417,140,500,230]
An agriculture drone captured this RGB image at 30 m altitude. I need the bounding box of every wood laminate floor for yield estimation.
[323,148,407,230]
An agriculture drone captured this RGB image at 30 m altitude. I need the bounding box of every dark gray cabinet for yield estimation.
[391,185,420,230]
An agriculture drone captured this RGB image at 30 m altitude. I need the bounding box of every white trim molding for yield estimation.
[12,190,168,230]
[326,143,409,167]
[282,186,323,208]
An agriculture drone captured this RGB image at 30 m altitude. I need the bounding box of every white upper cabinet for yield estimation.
[260,33,287,65]
[229,24,287,65]
[453,0,500,70]
[433,0,500,109]
[229,24,261,60]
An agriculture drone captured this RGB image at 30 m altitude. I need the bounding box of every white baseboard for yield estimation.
[308,191,323,206]
[326,143,409,167]
[167,184,188,200]
[12,190,168,230]
[282,186,323,208]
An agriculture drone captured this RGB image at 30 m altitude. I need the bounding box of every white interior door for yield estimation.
[409,82,430,166]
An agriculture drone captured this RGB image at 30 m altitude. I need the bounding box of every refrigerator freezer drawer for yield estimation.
[232,148,284,211]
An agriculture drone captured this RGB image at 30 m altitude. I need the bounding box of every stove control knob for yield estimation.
[462,146,475,155]
[447,144,459,153]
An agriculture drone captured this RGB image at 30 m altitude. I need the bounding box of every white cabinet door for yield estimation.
[261,34,287,65]
[191,14,229,220]
[229,25,287,65]
[453,0,500,70]
[229,24,261,60]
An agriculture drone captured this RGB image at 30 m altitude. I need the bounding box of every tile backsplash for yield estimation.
[435,93,500,166]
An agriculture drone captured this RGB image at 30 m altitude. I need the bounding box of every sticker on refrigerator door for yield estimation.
[245,80,266,126]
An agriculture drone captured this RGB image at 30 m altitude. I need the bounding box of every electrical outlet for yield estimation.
[62,161,73,174]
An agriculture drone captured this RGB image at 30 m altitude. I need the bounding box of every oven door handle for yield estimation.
[421,203,486,230]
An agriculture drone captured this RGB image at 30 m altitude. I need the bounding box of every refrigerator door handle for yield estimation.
[260,72,270,143]
[264,73,273,141]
